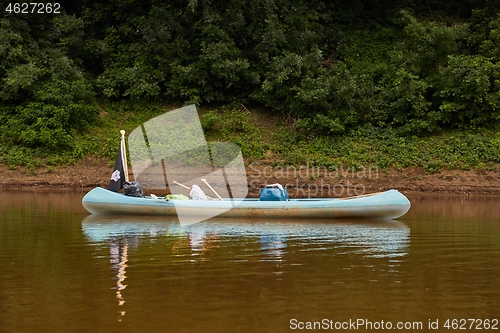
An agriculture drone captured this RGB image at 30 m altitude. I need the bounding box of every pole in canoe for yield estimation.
[201,179,224,201]
[120,130,129,183]
[172,180,190,190]
[108,129,129,192]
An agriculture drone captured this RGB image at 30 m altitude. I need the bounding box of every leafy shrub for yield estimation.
[433,55,500,129]
[254,48,325,114]
[376,68,435,134]
[396,10,469,77]
[0,16,99,154]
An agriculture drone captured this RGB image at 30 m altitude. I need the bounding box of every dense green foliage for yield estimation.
[0,15,98,151]
[1,0,500,171]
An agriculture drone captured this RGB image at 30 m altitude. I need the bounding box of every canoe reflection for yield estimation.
[82,215,410,260]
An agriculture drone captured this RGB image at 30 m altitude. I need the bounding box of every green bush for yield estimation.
[434,55,500,128]
[0,16,99,155]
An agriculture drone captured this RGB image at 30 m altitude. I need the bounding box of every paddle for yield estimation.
[172,180,190,190]
[201,179,224,201]
[172,181,214,200]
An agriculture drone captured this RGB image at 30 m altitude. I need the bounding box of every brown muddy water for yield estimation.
[0,190,499,332]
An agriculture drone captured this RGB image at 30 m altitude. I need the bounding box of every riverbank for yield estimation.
[1,155,499,195]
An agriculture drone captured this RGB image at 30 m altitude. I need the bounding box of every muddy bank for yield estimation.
[1,156,500,196]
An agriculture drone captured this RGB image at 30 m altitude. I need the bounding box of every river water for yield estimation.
[0,190,498,332]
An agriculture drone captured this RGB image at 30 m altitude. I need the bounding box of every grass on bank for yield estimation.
[1,103,499,174]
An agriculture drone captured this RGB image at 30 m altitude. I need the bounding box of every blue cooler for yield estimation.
[259,185,289,201]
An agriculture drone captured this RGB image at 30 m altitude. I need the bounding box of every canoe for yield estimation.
[82,187,411,222]
[84,105,411,224]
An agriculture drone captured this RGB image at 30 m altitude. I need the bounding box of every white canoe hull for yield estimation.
[82,187,411,220]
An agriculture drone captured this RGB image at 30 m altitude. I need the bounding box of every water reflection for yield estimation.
[82,216,410,259]
[260,232,287,263]
[82,216,410,265]
[110,238,128,320]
